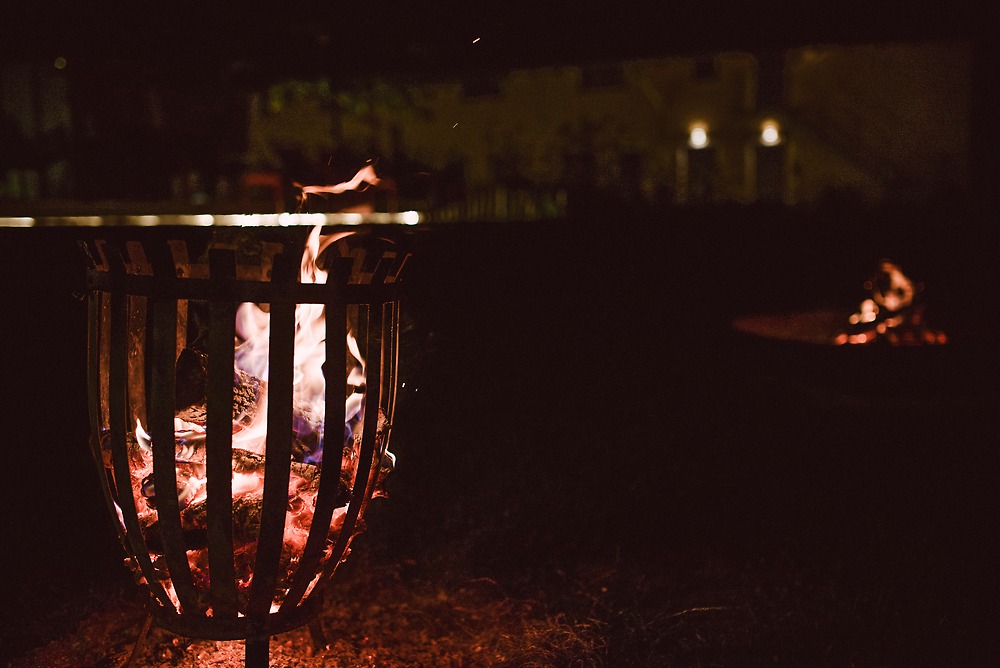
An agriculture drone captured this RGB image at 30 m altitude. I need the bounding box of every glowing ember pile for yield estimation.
[835,260,947,346]
[114,226,394,613]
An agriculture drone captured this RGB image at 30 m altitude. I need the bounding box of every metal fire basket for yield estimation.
[81,227,409,665]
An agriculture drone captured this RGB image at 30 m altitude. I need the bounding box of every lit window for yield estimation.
[759,120,781,146]
[688,123,709,149]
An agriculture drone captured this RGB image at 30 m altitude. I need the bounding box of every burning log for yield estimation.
[139,451,322,542]
[140,462,205,508]
[131,389,392,551]
[231,448,325,496]
[138,386,392,552]
[174,347,265,426]
[180,491,265,545]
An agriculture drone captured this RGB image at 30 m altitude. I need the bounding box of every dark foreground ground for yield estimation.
[0,203,997,666]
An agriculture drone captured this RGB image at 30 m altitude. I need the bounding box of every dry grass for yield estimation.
[6,513,997,668]
[6,552,616,668]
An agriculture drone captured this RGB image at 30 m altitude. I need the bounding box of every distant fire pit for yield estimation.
[732,260,947,347]
[833,260,946,346]
[81,225,409,667]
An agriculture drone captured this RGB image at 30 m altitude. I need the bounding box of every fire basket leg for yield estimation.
[245,636,270,668]
[120,613,153,668]
[308,618,330,652]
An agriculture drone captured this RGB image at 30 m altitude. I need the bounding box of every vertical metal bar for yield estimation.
[360,300,394,519]
[206,249,239,616]
[99,275,112,426]
[245,636,270,668]
[87,291,129,553]
[308,618,330,651]
[389,251,410,283]
[125,297,149,430]
[320,302,383,582]
[148,242,200,614]
[392,296,403,404]
[248,253,297,617]
[176,299,188,359]
[370,255,393,286]
[369,254,394,440]
[122,613,154,668]
[385,299,400,431]
[280,260,350,612]
[106,253,173,609]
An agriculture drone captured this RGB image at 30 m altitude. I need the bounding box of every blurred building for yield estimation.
[0,57,251,211]
[0,41,973,216]
[0,59,72,201]
[247,41,971,218]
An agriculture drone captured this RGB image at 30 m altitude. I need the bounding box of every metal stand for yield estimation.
[246,636,270,668]
[121,613,153,668]
[308,618,330,651]
[84,231,409,668]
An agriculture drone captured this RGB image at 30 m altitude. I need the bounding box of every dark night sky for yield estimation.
[0,1,991,83]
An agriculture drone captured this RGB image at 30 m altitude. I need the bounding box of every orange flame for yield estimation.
[297,164,382,198]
